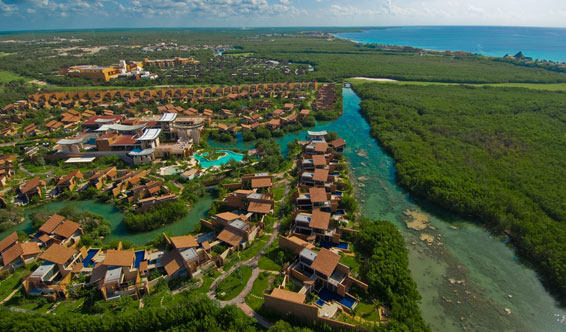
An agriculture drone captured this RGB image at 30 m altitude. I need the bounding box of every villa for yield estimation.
[24,243,81,299]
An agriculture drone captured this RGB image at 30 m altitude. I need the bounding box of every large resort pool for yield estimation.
[194,150,243,168]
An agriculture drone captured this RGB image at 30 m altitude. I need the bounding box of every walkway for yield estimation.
[0,285,21,305]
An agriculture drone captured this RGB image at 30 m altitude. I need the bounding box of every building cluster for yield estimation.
[56,111,204,166]
[1,171,278,301]
[59,57,200,82]
[158,55,310,81]
[61,60,157,82]
[260,132,370,329]
[313,83,337,111]
[0,82,316,113]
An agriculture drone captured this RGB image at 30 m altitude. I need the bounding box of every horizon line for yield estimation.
[2,24,566,34]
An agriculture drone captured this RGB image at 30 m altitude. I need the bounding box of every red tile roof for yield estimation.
[270,288,306,304]
[248,201,272,214]
[102,250,134,267]
[217,229,244,247]
[313,169,329,182]
[170,235,198,249]
[330,138,346,149]
[310,248,340,277]
[308,187,328,203]
[309,209,331,230]
[39,214,66,234]
[251,177,272,188]
[53,220,81,239]
[0,232,18,253]
[1,243,23,266]
[40,243,76,265]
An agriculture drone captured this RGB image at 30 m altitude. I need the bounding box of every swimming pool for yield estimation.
[134,250,145,268]
[318,288,357,309]
[194,150,244,168]
[316,298,326,306]
[82,248,99,268]
[319,241,349,250]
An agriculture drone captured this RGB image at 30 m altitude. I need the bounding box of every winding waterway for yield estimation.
[2,86,565,330]
[0,193,214,246]
[209,86,566,330]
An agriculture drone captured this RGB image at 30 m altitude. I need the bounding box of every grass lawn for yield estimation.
[245,272,271,311]
[339,254,360,274]
[225,52,253,57]
[223,235,269,270]
[0,268,30,300]
[215,265,253,301]
[272,183,285,201]
[0,71,29,83]
[355,302,380,323]
[258,241,293,271]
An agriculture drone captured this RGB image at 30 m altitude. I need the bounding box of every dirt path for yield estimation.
[0,285,22,305]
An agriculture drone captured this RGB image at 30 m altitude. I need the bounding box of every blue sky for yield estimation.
[1,0,565,31]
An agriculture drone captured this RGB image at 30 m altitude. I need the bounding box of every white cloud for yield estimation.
[0,0,17,14]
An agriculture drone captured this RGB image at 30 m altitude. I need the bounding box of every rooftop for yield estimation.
[310,248,340,278]
[40,243,76,265]
[170,235,198,249]
[102,250,134,267]
[270,288,306,304]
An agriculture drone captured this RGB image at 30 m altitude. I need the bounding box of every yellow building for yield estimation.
[66,65,121,82]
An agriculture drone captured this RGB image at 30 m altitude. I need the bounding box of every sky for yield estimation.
[1,0,566,31]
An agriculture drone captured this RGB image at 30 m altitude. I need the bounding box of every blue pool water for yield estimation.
[82,248,99,268]
[316,299,326,306]
[134,250,145,268]
[194,150,244,168]
[336,26,566,63]
[318,288,356,309]
[319,241,349,250]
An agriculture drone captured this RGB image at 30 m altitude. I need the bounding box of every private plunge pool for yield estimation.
[194,150,244,168]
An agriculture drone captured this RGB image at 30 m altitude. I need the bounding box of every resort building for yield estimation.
[24,244,81,299]
[89,249,148,300]
[0,232,41,270]
[161,235,210,279]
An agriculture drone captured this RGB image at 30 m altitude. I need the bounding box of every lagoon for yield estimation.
[194,150,244,168]
[0,192,214,246]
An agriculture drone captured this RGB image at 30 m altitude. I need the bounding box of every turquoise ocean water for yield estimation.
[336,26,566,63]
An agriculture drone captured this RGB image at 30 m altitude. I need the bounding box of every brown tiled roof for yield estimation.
[300,109,310,115]
[1,243,23,266]
[89,265,107,284]
[251,177,272,188]
[39,214,66,234]
[270,288,306,304]
[215,212,240,222]
[40,243,76,265]
[309,209,331,230]
[268,119,281,126]
[162,252,182,276]
[330,138,346,149]
[112,135,136,146]
[248,201,272,214]
[217,229,244,247]
[53,220,81,239]
[201,240,211,251]
[170,235,198,249]
[312,155,327,167]
[102,250,134,267]
[20,176,43,195]
[56,170,82,186]
[313,169,329,182]
[314,142,328,153]
[21,242,40,256]
[310,248,340,277]
[286,236,315,250]
[0,232,18,253]
[38,234,51,243]
[309,187,328,203]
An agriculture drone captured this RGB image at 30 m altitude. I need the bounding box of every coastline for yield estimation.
[334,26,566,63]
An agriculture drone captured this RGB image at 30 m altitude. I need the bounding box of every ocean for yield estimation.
[335,26,566,63]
